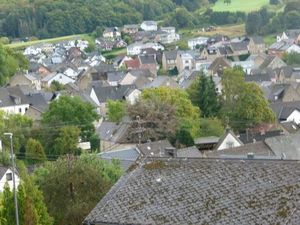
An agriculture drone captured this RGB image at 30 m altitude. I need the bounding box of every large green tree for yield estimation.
[107,100,125,123]
[25,138,47,164]
[42,96,99,141]
[0,44,28,86]
[34,154,122,225]
[187,73,220,117]
[142,87,201,137]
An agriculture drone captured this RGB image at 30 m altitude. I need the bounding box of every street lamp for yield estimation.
[4,133,19,225]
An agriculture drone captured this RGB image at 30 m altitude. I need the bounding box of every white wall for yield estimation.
[0,104,30,115]
[217,133,243,150]
[0,169,20,192]
[287,110,300,125]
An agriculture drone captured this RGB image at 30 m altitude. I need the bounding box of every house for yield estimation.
[277,29,300,44]
[268,40,300,57]
[0,86,30,115]
[230,41,249,56]
[106,71,125,86]
[113,55,132,69]
[162,50,178,71]
[140,21,157,31]
[144,76,179,89]
[138,54,158,75]
[89,84,140,115]
[207,57,231,76]
[123,24,139,34]
[124,58,141,70]
[248,36,266,54]
[238,130,283,144]
[9,74,41,90]
[84,157,300,225]
[280,121,300,134]
[96,121,133,151]
[207,35,230,46]
[127,42,164,56]
[271,101,300,124]
[120,69,152,88]
[215,129,244,151]
[259,55,287,71]
[157,27,180,44]
[103,27,121,39]
[266,83,300,102]
[231,60,254,75]
[176,51,195,72]
[0,166,20,192]
[41,73,75,87]
[188,37,208,50]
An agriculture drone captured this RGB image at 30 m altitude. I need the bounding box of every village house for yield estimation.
[140,21,157,31]
[188,37,208,50]
[268,40,300,57]
[138,54,158,76]
[9,73,41,90]
[162,50,178,71]
[123,24,139,34]
[0,166,20,192]
[127,42,164,56]
[277,29,300,44]
[41,72,75,87]
[248,36,266,54]
[103,27,121,39]
[207,57,232,76]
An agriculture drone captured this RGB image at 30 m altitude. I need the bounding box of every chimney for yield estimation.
[165,147,177,158]
[247,152,254,160]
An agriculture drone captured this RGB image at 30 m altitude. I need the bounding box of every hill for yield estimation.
[212,0,269,12]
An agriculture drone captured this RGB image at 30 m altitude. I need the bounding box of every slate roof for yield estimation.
[98,148,140,171]
[285,29,300,39]
[230,42,248,52]
[270,101,300,120]
[92,84,136,103]
[84,157,300,225]
[163,50,178,61]
[177,146,203,158]
[0,86,29,107]
[137,140,173,157]
[238,130,283,144]
[0,166,9,179]
[27,93,48,111]
[206,142,275,159]
[265,133,300,160]
[245,73,271,83]
[144,76,179,89]
[107,71,125,82]
[96,121,131,144]
[138,54,157,65]
[208,57,231,72]
[280,121,300,134]
[250,36,264,45]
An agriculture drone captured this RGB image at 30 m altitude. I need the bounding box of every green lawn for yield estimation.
[102,48,127,59]
[5,34,88,49]
[212,0,269,12]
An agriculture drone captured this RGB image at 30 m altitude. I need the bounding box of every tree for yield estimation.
[53,126,81,156]
[175,125,195,147]
[142,87,201,137]
[0,44,28,86]
[127,98,178,142]
[26,138,46,164]
[270,0,279,5]
[246,12,262,35]
[42,96,99,141]
[283,52,300,65]
[107,100,125,123]
[199,118,224,137]
[232,82,275,130]
[224,0,231,5]
[1,164,53,225]
[34,154,122,225]
[187,73,220,117]
[50,80,65,91]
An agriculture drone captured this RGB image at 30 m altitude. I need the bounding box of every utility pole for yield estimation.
[4,133,19,225]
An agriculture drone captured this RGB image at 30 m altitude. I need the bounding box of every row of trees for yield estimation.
[246,1,300,35]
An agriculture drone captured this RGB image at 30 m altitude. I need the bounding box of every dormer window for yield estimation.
[6,173,12,181]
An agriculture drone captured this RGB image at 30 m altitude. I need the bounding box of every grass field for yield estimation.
[212,0,269,12]
[5,34,89,49]
[188,23,246,38]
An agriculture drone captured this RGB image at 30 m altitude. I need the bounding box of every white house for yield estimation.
[127,42,164,55]
[42,73,75,87]
[216,129,244,151]
[103,27,121,39]
[24,46,42,56]
[0,166,20,192]
[140,21,158,31]
[286,109,300,125]
[188,37,209,50]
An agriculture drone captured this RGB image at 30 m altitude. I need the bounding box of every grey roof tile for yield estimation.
[84,157,300,225]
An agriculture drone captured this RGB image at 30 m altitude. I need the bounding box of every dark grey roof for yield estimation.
[238,130,283,144]
[144,76,179,89]
[245,73,271,83]
[259,55,276,70]
[107,71,125,82]
[137,140,173,157]
[163,50,178,61]
[265,133,300,160]
[250,36,264,45]
[0,166,9,179]
[92,84,136,103]
[98,148,140,171]
[128,69,153,78]
[27,93,48,111]
[177,146,203,158]
[271,101,300,120]
[84,157,300,225]
[206,142,275,159]
[280,121,300,134]
[179,71,198,89]
[218,46,233,56]
[138,54,157,65]
[0,86,29,107]
[285,29,300,39]
[230,42,248,52]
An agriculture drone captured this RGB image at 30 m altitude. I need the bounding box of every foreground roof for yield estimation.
[84,158,300,225]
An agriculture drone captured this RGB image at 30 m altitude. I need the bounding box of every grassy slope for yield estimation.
[212,0,269,12]
[5,34,89,49]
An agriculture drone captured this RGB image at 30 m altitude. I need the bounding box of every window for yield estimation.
[226,141,234,149]
[6,173,12,181]
[19,108,22,113]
